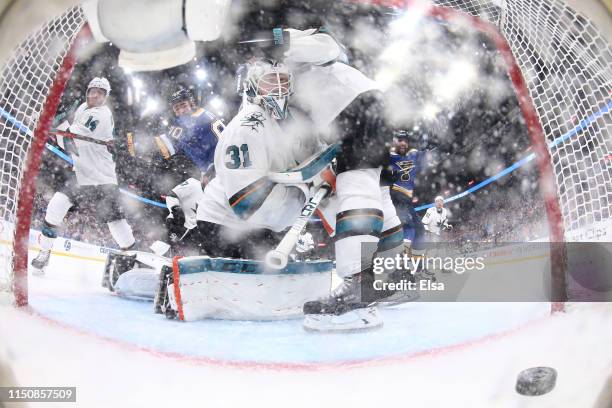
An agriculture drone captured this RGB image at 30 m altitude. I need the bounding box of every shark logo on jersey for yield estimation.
[397,160,415,181]
[240,112,266,132]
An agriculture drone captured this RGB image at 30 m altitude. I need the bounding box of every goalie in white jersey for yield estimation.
[196,59,320,259]
[31,77,136,280]
[194,29,409,331]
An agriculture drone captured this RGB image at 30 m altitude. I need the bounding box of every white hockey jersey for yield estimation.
[280,28,381,140]
[166,178,204,230]
[197,103,311,232]
[422,207,451,236]
[68,103,117,186]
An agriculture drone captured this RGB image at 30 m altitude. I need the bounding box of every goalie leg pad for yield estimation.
[154,265,177,319]
[334,169,383,278]
[114,268,159,300]
[166,257,332,321]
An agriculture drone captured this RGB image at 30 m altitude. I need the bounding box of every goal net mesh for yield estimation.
[435,0,611,233]
[0,7,85,294]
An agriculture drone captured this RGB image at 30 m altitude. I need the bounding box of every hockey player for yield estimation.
[260,28,408,331]
[195,59,322,259]
[102,87,224,295]
[422,195,453,242]
[30,77,136,276]
[388,130,427,245]
[155,87,224,255]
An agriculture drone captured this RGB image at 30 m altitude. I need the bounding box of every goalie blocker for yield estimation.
[156,256,332,321]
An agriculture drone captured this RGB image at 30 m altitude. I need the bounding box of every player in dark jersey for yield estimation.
[103,87,225,289]
[156,87,224,255]
[388,129,429,270]
[152,87,224,182]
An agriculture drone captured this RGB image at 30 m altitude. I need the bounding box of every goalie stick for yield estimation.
[265,183,332,270]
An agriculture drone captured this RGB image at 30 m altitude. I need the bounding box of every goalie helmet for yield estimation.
[244,59,293,120]
[87,77,111,95]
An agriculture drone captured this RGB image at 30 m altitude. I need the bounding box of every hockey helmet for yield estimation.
[87,77,111,95]
[244,59,293,120]
[169,87,195,106]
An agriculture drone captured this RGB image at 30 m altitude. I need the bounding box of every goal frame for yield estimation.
[10,25,91,306]
[5,1,572,310]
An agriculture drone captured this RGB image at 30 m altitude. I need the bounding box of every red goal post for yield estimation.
[0,7,89,305]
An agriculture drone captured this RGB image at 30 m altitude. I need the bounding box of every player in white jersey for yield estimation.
[31,77,136,279]
[196,59,323,258]
[422,196,453,241]
[197,29,408,330]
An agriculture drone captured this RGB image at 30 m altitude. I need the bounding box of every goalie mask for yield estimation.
[244,59,293,120]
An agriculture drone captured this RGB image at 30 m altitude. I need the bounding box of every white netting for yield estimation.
[433,0,612,233]
[0,7,85,294]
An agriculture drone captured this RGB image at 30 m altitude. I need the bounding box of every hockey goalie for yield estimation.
[155,28,411,331]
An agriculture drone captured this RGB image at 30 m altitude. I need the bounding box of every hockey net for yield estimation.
[0,0,610,306]
[0,7,86,304]
[428,0,611,234]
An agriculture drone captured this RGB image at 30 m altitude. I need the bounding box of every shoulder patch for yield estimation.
[240,111,266,133]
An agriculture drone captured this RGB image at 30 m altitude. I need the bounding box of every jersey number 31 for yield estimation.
[225,144,251,169]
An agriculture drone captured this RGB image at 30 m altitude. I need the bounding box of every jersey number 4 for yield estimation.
[84,115,99,131]
[225,144,251,169]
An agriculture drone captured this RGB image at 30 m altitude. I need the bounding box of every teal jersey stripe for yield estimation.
[378,226,404,252]
[229,177,276,219]
[336,214,384,238]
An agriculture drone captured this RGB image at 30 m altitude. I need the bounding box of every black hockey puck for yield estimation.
[516,367,557,396]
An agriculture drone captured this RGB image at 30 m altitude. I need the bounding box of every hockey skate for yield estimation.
[377,268,421,307]
[414,267,436,282]
[101,252,137,292]
[31,250,51,276]
[303,270,392,332]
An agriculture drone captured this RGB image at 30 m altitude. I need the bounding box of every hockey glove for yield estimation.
[311,163,336,192]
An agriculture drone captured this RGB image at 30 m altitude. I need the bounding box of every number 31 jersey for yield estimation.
[197,103,309,232]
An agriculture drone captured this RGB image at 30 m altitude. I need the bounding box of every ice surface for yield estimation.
[1,250,612,407]
[20,249,551,364]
